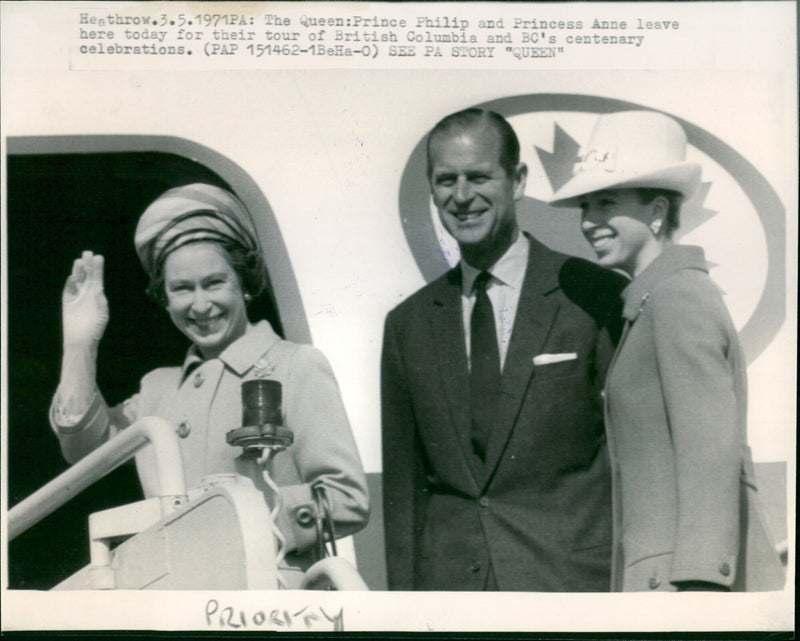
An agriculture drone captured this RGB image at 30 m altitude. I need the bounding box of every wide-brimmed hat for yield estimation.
[548,111,701,208]
[134,183,261,278]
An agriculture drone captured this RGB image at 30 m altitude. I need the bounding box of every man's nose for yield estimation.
[453,177,473,204]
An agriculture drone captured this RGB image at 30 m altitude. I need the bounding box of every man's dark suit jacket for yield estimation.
[381,233,626,591]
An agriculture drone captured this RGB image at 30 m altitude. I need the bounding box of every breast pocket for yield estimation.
[532,357,581,382]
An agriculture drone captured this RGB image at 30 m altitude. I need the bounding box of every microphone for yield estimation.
[226,380,294,454]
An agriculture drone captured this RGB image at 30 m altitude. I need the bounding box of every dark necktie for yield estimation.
[470,271,501,461]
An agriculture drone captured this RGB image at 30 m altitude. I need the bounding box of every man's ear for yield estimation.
[513,163,528,201]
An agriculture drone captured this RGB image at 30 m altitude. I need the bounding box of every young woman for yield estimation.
[549,111,784,592]
[51,183,369,587]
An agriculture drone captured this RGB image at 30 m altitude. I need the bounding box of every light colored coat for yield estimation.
[52,320,369,577]
[605,245,784,591]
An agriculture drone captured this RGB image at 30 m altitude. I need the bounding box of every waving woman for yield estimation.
[51,183,369,587]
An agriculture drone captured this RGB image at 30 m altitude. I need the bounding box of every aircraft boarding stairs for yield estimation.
[8,416,368,591]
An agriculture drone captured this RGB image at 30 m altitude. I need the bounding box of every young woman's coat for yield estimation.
[605,245,784,591]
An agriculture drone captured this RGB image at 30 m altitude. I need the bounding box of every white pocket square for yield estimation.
[533,353,577,366]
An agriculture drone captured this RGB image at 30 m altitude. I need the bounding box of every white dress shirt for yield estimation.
[460,233,529,371]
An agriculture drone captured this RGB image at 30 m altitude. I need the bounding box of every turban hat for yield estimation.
[134,183,262,279]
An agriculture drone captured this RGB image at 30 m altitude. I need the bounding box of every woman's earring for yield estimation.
[650,219,663,236]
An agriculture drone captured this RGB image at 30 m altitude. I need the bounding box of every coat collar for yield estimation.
[621,245,708,321]
[181,320,281,380]
[427,268,480,483]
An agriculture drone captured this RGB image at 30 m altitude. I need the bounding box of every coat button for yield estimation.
[193,372,205,388]
[719,562,731,576]
[295,506,315,528]
[470,561,481,573]
[648,576,660,590]
[177,421,191,438]
[478,496,490,508]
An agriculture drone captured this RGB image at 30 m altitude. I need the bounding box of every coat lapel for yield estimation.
[428,268,485,487]
[482,236,562,484]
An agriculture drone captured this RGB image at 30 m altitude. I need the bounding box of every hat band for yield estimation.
[146,209,258,277]
[573,147,617,176]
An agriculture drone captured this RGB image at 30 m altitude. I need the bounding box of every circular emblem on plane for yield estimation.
[398,94,785,362]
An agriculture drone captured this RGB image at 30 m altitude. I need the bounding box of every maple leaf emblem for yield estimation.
[534,124,580,193]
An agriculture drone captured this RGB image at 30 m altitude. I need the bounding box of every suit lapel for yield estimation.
[428,268,485,487]
[483,236,562,483]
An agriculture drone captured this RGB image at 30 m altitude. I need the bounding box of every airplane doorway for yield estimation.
[6,142,289,588]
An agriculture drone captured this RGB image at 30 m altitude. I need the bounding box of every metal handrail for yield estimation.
[8,416,187,541]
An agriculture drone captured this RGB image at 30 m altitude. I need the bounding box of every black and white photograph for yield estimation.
[1,0,796,633]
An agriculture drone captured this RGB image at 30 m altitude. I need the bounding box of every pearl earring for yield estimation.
[650,220,663,236]
[244,293,252,302]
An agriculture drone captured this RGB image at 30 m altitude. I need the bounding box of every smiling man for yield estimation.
[381,108,626,591]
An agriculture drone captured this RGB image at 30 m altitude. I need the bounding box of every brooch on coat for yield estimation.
[251,354,276,378]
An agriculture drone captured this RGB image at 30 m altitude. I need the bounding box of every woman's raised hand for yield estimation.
[62,251,110,350]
